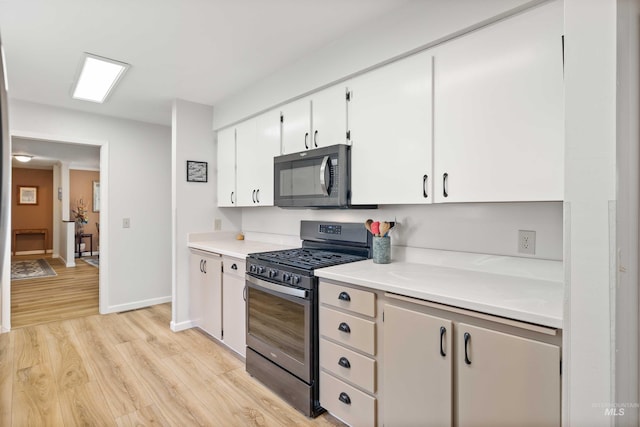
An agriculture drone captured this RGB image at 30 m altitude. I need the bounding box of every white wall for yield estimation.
[9,99,173,313]
[564,1,617,425]
[212,0,541,129]
[615,0,639,425]
[171,99,241,331]
[243,203,563,260]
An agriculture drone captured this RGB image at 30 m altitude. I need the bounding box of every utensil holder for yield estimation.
[373,236,391,264]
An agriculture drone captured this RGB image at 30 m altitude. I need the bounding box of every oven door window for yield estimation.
[247,286,307,363]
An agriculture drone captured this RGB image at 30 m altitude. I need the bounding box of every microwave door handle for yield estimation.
[320,155,331,196]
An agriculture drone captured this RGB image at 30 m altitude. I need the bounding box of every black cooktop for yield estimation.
[248,248,366,271]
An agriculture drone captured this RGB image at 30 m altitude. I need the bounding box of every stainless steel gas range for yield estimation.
[245,221,372,417]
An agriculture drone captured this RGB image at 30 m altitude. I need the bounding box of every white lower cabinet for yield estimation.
[383,304,453,427]
[222,256,246,357]
[190,250,247,357]
[319,280,378,427]
[383,298,561,427]
[318,280,561,427]
[189,250,222,340]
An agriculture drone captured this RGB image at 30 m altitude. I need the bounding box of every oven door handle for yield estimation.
[246,274,308,299]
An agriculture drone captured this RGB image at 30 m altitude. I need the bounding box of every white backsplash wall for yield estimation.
[241,202,563,261]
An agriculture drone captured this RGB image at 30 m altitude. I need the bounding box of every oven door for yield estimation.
[246,274,312,383]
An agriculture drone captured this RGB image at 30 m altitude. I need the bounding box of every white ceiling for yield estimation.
[12,137,100,170]
[0,0,411,126]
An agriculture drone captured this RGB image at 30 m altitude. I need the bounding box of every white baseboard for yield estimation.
[14,249,54,256]
[102,295,172,315]
[170,319,195,332]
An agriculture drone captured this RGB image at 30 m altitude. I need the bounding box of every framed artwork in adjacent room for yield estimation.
[186,160,208,183]
[18,186,38,205]
[92,180,100,212]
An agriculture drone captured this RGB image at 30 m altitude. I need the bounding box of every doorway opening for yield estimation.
[5,134,107,329]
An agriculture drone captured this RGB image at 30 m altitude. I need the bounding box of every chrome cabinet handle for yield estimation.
[231,263,238,270]
[202,260,207,274]
[304,132,309,149]
[440,326,446,357]
[243,285,247,302]
[231,191,234,204]
[319,155,331,196]
[314,130,318,147]
[252,189,256,203]
[256,189,260,203]
[199,259,204,273]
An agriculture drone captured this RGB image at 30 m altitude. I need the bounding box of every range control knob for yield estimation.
[257,266,265,274]
[282,273,291,282]
[291,275,300,285]
[268,269,279,279]
[249,264,257,273]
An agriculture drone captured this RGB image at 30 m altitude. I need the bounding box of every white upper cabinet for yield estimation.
[236,110,281,206]
[216,127,236,207]
[281,85,348,155]
[281,97,311,154]
[311,85,348,149]
[349,50,433,205]
[433,1,564,203]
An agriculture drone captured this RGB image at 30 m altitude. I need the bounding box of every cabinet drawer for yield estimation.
[320,371,376,427]
[320,307,376,355]
[320,281,376,317]
[223,256,246,279]
[321,338,376,394]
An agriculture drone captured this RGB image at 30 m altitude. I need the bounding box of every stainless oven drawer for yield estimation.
[320,306,376,356]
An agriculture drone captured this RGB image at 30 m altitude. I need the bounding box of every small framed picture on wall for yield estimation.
[186,160,208,183]
[92,181,100,212]
[18,186,38,205]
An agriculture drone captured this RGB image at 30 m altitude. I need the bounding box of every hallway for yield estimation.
[11,255,98,329]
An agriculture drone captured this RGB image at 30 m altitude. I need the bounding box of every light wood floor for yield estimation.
[11,255,99,329]
[0,303,345,426]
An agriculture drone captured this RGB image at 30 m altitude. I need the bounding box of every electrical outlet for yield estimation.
[123,218,130,228]
[214,218,222,231]
[518,230,536,255]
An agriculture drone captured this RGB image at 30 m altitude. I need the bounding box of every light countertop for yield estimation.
[315,259,563,329]
[188,238,295,259]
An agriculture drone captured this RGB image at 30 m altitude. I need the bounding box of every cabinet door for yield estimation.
[235,119,258,206]
[236,111,280,206]
[349,51,433,205]
[222,272,246,357]
[433,1,563,202]
[189,252,205,324]
[311,85,348,149]
[383,303,452,427]
[456,323,560,427]
[216,127,236,207]
[281,97,311,154]
[200,254,223,340]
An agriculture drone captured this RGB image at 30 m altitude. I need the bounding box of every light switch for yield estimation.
[123,218,130,228]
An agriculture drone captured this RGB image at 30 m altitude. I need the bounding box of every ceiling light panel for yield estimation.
[72,53,129,103]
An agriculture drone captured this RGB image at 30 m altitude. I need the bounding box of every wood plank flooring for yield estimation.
[11,255,99,329]
[0,303,346,426]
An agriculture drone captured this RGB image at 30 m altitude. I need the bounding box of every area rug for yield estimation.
[11,259,57,280]
[82,256,99,268]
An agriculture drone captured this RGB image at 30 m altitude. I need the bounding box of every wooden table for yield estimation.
[77,233,93,257]
[12,228,48,255]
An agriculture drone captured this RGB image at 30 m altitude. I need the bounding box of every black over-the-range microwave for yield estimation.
[274,144,370,209]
